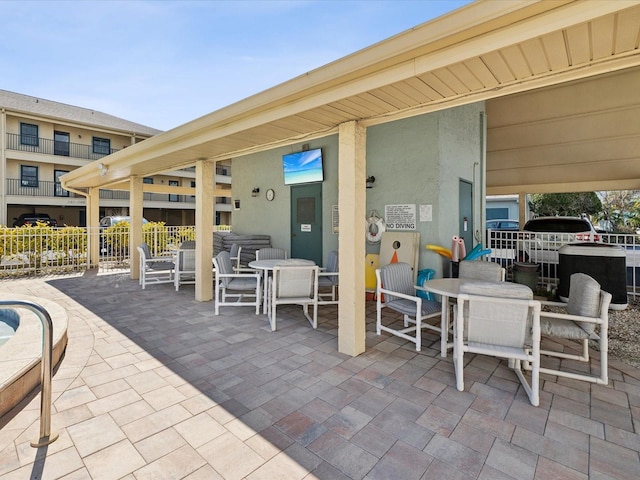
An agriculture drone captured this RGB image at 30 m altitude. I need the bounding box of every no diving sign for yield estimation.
[385,204,417,230]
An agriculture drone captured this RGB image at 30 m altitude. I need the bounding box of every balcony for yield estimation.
[5,133,120,161]
[6,178,232,208]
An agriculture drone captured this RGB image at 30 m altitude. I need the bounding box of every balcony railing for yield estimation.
[5,179,80,198]
[5,133,120,161]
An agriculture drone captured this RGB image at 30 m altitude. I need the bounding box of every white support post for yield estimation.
[338,121,367,356]
[195,159,214,301]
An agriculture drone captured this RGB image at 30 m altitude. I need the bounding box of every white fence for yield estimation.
[0,225,231,278]
[488,230,639,299]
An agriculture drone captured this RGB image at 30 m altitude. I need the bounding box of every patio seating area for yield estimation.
[1,271,639,479]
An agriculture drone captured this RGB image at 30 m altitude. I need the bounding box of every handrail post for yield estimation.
[0,300,59,447]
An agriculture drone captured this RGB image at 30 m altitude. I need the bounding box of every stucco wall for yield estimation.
[231,102,485,273]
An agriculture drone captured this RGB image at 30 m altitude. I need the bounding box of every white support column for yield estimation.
[195,159,214,301]
[130,177,144,280]
[518,192,527,226]
[88,187,100,269]
[338,121,367,356]
[0,109,6,226]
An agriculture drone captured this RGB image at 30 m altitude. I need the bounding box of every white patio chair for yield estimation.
[376,262,442,352]
[536,272,611,385]
[137,243,175,289]
[459,259,505,282]
[212,251,261,315]
[174,246,197,291]
[229,243,242,270]
[268,265,319,331]
[455,281,541,406]
[318,250,339,305]
[256,247,288,261]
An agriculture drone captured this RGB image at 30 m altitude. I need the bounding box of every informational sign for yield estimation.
[385,204,417,230]
[419,204,432,222]
[332,205,339,234]
[301,224,311,232]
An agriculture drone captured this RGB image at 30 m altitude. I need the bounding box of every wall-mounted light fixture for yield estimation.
[366,176,376,189]
[97,163,108,177]
[251,187,260,197]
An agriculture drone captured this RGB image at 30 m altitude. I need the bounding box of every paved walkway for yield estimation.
[1,271,639,479]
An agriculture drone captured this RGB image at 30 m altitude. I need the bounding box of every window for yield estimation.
[54,131,70,156]
[20,123,39,146]
[54,170,69,197]
[92,137,111,155]
[21,165,39,187]
[143,177,154,184]
[169,180,179,202]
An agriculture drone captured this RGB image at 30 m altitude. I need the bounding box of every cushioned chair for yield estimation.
[458,260,506,282]
[536,272,611,385]
[229,243,242,270]
[137,243,175,289]
[268,265,319,331]
[318,250,339,305]
[455,281,541,406]
[212,251,261,315]
[174,247,197,291]
[256,247,288,261]
[376,262,442,351]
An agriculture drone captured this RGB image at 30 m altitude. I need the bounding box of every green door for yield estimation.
[290,184,323,265]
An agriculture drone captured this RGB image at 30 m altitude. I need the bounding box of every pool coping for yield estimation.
[0,294,68,418]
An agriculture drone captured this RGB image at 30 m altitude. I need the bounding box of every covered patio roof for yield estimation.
[61,0,640,193]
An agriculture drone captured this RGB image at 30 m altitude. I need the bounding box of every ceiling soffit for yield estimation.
[62,0,640,190]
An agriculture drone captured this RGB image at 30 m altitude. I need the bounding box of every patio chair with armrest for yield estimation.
[268,265,319,331]
[458,259,505,282]
[256,247,288,261]
[174,246,197,291]
[212,251,262,315]
[376,262,442,352]
[455,281,541,406]
[318,250,339,305]
[535,272,611,385]
[137,243,175,289]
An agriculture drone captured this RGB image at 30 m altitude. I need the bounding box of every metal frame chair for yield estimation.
[375,262,442,351]
[455,281,541,406]
[318,250,339,305]
[536,272,611,385]
[256,248,288,261]
[268,265,319,331]
[137,243,175,289]
[212,251,261,315]
[174,247,197,291]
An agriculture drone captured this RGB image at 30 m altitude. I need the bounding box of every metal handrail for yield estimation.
[0,300,58,447]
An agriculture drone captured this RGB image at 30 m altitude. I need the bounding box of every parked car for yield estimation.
[520,216,599,264]
[486,219,519,231]
[99,216,148,229]
[12,213,58,227]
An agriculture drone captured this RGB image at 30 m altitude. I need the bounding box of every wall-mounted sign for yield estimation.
[385,204,417,230]
[301,224,312,232]
[332,205,339,234]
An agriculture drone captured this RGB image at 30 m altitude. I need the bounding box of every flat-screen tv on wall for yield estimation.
[282,148,324,185]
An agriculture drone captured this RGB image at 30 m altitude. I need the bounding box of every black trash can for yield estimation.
[558,242,627,310]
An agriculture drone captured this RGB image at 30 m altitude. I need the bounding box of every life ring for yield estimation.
[366,212,386,244]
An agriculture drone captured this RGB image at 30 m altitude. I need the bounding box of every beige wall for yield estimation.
[487,67,640,194]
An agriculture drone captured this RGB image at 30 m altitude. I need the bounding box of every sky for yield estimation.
[2,0,471,131]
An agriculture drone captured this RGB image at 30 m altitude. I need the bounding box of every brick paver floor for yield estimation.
[1,271,639,479]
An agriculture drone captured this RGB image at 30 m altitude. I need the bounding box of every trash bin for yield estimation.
[558,242,627,310]
[512,262,539,292]
[417,269,435,300]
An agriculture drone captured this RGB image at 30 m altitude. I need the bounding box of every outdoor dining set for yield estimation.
[137,241,610,408]
[136,242,340,332]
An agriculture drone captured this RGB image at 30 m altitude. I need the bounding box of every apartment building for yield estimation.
[0,90,232,227]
